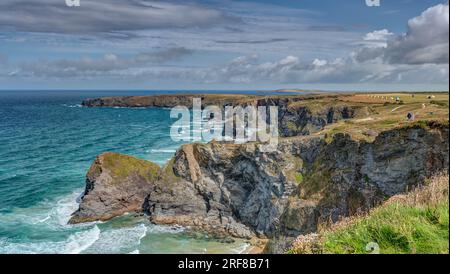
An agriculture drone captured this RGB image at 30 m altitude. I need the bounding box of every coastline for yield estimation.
[71,91,449,253]
[1,90,448,254]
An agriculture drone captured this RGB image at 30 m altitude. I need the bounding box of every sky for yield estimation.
[0,0,448,91]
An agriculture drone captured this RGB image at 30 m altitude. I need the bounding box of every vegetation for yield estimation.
[101,152,160,181]
[317,92,449,142]
[294,172,304,184]
[160,157,183,183]
[285,155,304,185]
[286,121,299,131]
[289,174,449,254]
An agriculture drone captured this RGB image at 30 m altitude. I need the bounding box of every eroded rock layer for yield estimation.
[71,122,449,246]
[69,152,160,224]
[82,94,370,137]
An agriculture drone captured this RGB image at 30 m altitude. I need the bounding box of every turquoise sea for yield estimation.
[0,90,278,254]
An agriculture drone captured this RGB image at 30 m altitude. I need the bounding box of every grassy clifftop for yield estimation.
[289,174,449,254]
[99,152,160,181]
[317,93,449,142]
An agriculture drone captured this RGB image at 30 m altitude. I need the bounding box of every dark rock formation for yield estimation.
[69,152,160,224]
[278,104,370,137]
[71,121,449,251]
[81,94,259,109]
[145,121,448,243]
[82,94,368,137]
[144,142,303,239]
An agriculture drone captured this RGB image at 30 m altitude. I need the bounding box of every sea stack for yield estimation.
[69,152,160,224]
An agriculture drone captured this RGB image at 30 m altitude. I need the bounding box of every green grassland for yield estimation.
[316,92,449,142]
[289,174,449,254]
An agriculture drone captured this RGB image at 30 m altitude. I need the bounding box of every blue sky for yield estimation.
[0,0,448,91]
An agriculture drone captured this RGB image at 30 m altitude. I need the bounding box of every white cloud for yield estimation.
[354,3,449,66]
[1,2,448,89]
[385,3,449,64]
[312,59,328,67]
[5,50,449,88]
[363,29,394,42]
[13,48,193,78]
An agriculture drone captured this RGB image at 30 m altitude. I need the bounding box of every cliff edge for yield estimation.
[70,122,449,248]
[69,152,160,224]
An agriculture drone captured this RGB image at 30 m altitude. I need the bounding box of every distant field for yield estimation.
[342,93,449,104]
[314,92,449,142]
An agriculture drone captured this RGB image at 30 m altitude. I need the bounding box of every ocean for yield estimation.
[0,90,276,254]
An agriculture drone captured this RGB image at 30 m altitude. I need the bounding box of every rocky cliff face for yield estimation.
[81,94,258,108]
[282,121,448,230]
[278,104,369,137]
[145,141,305,239]
[82,94,368,137]
[71,122,449,250]
[146,122,448,240]
[69,152,160,224]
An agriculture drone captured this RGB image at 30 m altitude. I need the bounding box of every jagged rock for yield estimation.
[70,121,449,252]
[278,105,369,137]
[81,94,258,109]
[279,199,319,237]
[82,94,367,138]
[147,122,449,243]
[265,122,449,253]
[69,152,160,224]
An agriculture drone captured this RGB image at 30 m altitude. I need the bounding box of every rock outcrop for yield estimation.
[71,121,449,250]
[82,94,369,137]
[144,141,304,239]
[146,122,448,241]
[81,94,258,109]
[69,152,160,224]
[278,104,370,136]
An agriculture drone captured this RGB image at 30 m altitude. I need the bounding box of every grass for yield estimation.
[295,172,304,184]
[289,174,449,254]
[313,92,449,142]
[322,202,448,254]
[285,155,304,184]
[430,100,449,107]
[101,152,161,182]
[159,157,183,183]
[300,168,332,201]
[342,93,449,105]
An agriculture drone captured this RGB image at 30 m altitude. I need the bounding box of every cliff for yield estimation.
[288,174,449,254]
[82,94,370,137]
[72,93,449,252]
[70,122,449,248]
[82,94,258,109]
[69,152,160,224]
